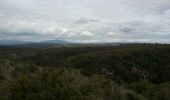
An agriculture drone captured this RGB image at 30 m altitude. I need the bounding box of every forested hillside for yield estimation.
[0,44,170,100]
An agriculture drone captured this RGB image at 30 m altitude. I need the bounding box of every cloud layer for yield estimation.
[0,0,170,43]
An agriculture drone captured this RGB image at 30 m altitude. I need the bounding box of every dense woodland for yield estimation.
[0,44,170,100]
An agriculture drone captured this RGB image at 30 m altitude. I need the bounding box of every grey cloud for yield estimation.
[76,19,100,24]
[118,25,134,33]
[0,0,170,43]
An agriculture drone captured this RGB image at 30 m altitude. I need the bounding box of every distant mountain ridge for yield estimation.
[0,39,137,48]
[0,39,29,45]
[0,39,70,45]
[39,40,70,44]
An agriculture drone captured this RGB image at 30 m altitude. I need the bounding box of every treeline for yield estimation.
[0,67,149,100]
[0,44,170,100]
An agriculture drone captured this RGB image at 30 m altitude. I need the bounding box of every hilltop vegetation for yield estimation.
[0,44,170,100]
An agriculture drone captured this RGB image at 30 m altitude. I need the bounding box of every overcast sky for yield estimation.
[0,0,170,43]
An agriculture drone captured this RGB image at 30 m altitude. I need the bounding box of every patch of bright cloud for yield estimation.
[80,31,94,37]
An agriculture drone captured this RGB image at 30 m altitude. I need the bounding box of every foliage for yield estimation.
[0,44,170,100]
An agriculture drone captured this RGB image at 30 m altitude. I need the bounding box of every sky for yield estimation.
[0,0,170,43]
